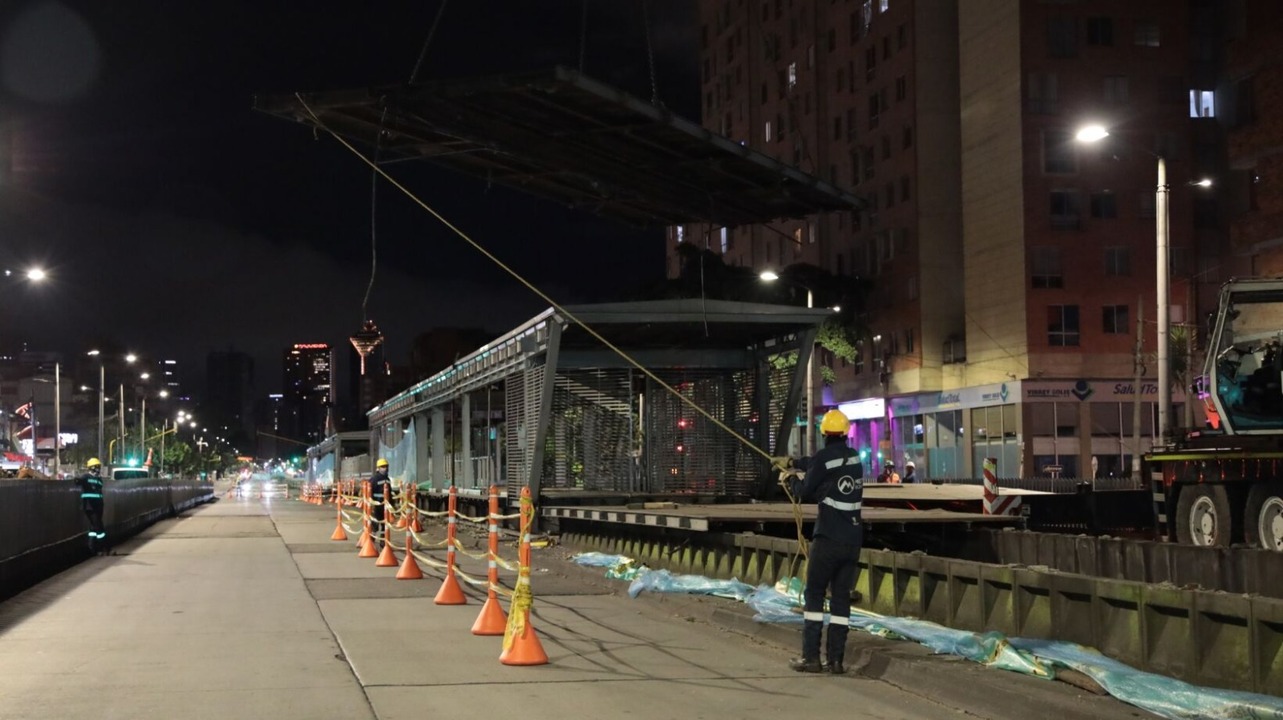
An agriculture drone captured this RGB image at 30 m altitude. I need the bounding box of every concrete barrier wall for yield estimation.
[560,527,1283,696]
[983,529,1283,600]
[0,477,214,598]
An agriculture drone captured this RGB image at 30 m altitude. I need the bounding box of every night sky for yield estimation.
[0,1,697,394]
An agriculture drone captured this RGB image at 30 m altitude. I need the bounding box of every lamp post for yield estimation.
[1075,125,1209,446]
[761,270,817,457]
[87,350,104,461]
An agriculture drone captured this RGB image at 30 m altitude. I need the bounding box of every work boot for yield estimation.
[827,660,847,675]
[789,657,823,673]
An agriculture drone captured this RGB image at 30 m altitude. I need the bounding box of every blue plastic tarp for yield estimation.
[615,567,1283,720]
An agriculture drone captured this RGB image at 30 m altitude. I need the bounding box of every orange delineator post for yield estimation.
[434,485,467,605]
[394,487,409,529]
[499,486,548,666]
[375,495,399,566]
[330,486,348,541]
[396,508,423,579]
[472,485,507,635]
[358,480,379,558]
[410,484,423,533]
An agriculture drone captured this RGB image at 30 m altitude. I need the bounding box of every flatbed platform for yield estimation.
[542,502,1025,532]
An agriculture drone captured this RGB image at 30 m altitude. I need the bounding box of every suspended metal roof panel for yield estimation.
[256,66,864,226]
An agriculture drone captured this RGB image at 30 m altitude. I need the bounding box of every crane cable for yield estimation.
[294,95,811,560]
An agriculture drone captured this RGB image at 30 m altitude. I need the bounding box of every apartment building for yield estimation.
[675,0,1225,480]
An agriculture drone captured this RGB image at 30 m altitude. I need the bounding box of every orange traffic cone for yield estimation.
[355,524,370,550]
[499,590,547,666]
[499,486,547,665]
[358,532,379,558]
[375,536,398,567]
[329,518,347,541]
[434,567,467,605]
[472,595,507,635]
[396,532,423,580]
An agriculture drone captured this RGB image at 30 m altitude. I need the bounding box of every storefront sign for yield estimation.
[1022,379,1186,403]
[838,397,885,421]
[888,381,1017,416]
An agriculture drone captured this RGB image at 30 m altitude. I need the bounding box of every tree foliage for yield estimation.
[634,243,871,385]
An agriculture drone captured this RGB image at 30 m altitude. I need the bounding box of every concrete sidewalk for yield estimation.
[0,489,1154,720]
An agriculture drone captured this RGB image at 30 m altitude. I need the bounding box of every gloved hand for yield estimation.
[770,456,795,471]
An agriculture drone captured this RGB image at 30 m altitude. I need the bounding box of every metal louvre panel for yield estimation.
[765,357,793,455]
[542,369,636,492]
[647,368,760,497]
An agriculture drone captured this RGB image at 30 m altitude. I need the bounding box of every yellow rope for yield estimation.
[294,94,780,467]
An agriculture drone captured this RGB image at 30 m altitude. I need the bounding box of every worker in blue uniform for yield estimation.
[369,458,393,550]
[773,409,863,674]
[73,458,109,555]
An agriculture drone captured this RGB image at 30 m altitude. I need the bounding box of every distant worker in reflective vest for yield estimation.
[902,461,918,484]
[369,458,392,549]
[73,458,109,555]
[877,460,901,484]
[773,409,864,674]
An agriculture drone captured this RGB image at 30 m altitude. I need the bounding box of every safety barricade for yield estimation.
[335,482,545,665]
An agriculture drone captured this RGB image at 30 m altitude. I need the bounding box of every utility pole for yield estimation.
[1131,299,1144,481]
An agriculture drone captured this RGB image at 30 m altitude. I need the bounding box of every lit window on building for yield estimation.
[720,227,729,254]
[787,62,797,90]
[1134,22,1160,47]
[1189,90,1215,117]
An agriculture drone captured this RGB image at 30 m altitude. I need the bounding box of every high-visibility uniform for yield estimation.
[790,436,864,670]
[74,471,108,554]
[369,470,393,549]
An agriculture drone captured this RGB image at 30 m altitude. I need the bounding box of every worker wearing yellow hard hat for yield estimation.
[369,459,392,550]
[74,458,109,555]
[776,409,862,675]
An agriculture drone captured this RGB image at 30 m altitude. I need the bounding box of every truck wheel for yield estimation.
[1175,484,1233,547]
[1245,483,1283,552]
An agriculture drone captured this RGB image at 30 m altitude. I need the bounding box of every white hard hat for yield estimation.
[906,461,915,468]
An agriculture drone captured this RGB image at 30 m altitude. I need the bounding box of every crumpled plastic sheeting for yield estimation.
[626,569,755,601]
[571,552,648,581]
[571,552,633,568]
[624,568,1283,720]
[1010,638,1283,720]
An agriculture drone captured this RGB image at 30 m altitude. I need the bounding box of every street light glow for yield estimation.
[25,268,46,282]
[87,349,100,357]
[158,390,169,398]
[140,372,150,380]
[1194,178,1213,188]
[125,354,137,363]
[759,270,780,282]
[1075,125,1110,143]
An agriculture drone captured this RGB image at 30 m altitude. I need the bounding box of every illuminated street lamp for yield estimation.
[1076,124,1209,445]
[760,270,816,456]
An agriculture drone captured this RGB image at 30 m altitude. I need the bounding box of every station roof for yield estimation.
[367,298,829,425]
[255,66,865,227]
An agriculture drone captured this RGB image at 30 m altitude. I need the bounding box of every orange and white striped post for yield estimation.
[358,480,378,558]
[499,486,548,666]
[375,491,399,567]
[330,482,347,541]
[434,485,466,604]
[472,485,507,634]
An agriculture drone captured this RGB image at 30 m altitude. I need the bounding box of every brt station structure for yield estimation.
[271,67,1036,543]
[306,298,1033,544]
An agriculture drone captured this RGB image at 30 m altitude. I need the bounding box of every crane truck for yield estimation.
[1148,278,1283,550]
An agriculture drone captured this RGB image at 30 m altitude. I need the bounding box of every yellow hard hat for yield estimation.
[87,458,102,468]
[376,458,389,468]
[819,410,850,436]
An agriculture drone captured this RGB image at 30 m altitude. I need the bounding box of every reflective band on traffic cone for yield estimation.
[473,485,508,635]
[499,487,547,666]
[434,485,467,605]
[331,489,347,540]
[396,524,422,580]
